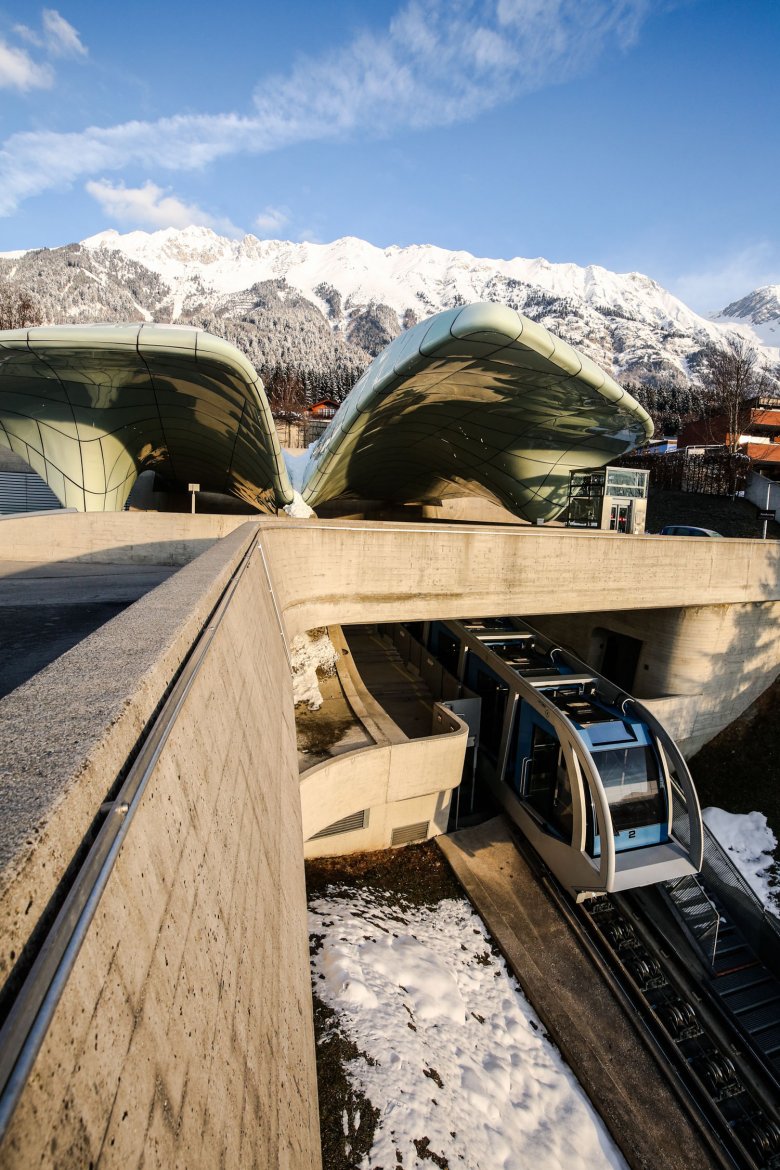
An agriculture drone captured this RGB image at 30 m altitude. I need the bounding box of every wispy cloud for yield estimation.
[668,242,780,315]
[2,8,86,92]
[41,9,87,58]
[0,0,654,215]
[254,205,290,234]
[0,37,53,90]
[86,178,241,236]
[16,8,87,57]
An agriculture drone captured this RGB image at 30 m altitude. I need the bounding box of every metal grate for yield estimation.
[0,472,62,514]
[310,809,367,840]
[390,821,429,847]
[671,781,780,975]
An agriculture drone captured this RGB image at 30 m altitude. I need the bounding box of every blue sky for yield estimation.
[0,0,777,313]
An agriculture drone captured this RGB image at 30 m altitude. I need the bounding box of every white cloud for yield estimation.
[85,178,241,236]
[0,38,53,90]
[0,0,655,215]
[2,9,85,92]
[42,9,87,58]
[668,243,780,316]
[254,205,290,234]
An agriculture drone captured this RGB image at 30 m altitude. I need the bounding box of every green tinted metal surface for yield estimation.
[302,303,653,522]
[0,324,294,511]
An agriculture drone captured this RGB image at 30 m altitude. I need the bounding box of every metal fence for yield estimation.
[616,448,749,496]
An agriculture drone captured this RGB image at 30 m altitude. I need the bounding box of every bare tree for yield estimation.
[265,365,307,418]
[699,335,771,451]
[0,281,43,330]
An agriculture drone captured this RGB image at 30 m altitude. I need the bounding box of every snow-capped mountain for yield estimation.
[1,226,777,400]
[713,285,780,349]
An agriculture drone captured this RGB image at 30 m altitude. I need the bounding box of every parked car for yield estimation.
[659,525,722,537]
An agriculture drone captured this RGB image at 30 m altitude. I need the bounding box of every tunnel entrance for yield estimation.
[597,629,643,692]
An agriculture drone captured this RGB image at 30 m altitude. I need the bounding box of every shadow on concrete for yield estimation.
[0,557,178,700]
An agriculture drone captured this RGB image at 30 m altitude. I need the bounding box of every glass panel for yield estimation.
[605,468,649,498]
[597,746,665,832]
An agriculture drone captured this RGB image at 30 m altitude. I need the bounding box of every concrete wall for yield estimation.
[301,704,467,857]
[530,601,780,756]
[259,520,780,638]
[0,511,253,566]
[0,524,320,1169]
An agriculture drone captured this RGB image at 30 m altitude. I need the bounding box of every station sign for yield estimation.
[758,509,775,520]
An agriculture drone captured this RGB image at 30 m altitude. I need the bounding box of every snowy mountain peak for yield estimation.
[3,226,778,394]
[75,225,713,332]
[713,285,780,348]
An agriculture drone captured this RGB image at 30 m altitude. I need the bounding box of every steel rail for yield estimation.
[0,533,261,1146]
[509,827,744,1170]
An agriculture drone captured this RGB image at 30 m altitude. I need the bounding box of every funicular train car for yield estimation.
[421,617,704,901]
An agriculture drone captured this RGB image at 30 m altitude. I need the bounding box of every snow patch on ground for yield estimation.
[283,490,315,518]
[291,629,338,710]
[703,807,780,911]
[310,889,628,1170]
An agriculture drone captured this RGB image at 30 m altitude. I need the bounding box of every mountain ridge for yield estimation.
[1,227,777,405]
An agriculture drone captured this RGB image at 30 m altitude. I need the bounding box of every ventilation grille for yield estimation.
[0,472,62,515]
[310,809,367,840]
[391,821,429,847]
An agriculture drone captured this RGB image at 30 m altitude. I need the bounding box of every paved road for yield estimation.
[0,561,176,699]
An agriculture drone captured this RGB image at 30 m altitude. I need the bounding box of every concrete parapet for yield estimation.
[260,520,780,638]
[0,522,260,977]
[0,530,320,1169]
[300,702,467,849]
[0,511,253,566]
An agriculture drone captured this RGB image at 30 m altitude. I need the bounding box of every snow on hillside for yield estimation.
[3,227,778,390]
[79,225,717,338]
[713,284,780,353]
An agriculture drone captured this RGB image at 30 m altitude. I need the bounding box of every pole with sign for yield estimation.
[189,483,200,514]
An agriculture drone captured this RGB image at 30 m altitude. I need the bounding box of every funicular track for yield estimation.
[510,828,780,1170]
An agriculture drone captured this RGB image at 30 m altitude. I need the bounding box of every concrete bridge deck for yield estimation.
[0,511,778,1168]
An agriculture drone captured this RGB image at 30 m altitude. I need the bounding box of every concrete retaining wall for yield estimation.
[530,602,780,756]
[0,526,320,1169]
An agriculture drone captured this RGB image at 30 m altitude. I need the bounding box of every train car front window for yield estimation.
[597,746,665,833]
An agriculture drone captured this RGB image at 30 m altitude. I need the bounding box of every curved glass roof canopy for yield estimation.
[301,303,652,522]
[0,307,651,519]
[0,324,293,512]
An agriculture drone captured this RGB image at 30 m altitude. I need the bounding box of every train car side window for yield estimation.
[525,726,558,815]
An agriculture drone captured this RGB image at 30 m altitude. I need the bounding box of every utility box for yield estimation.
[567,467,649,534]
